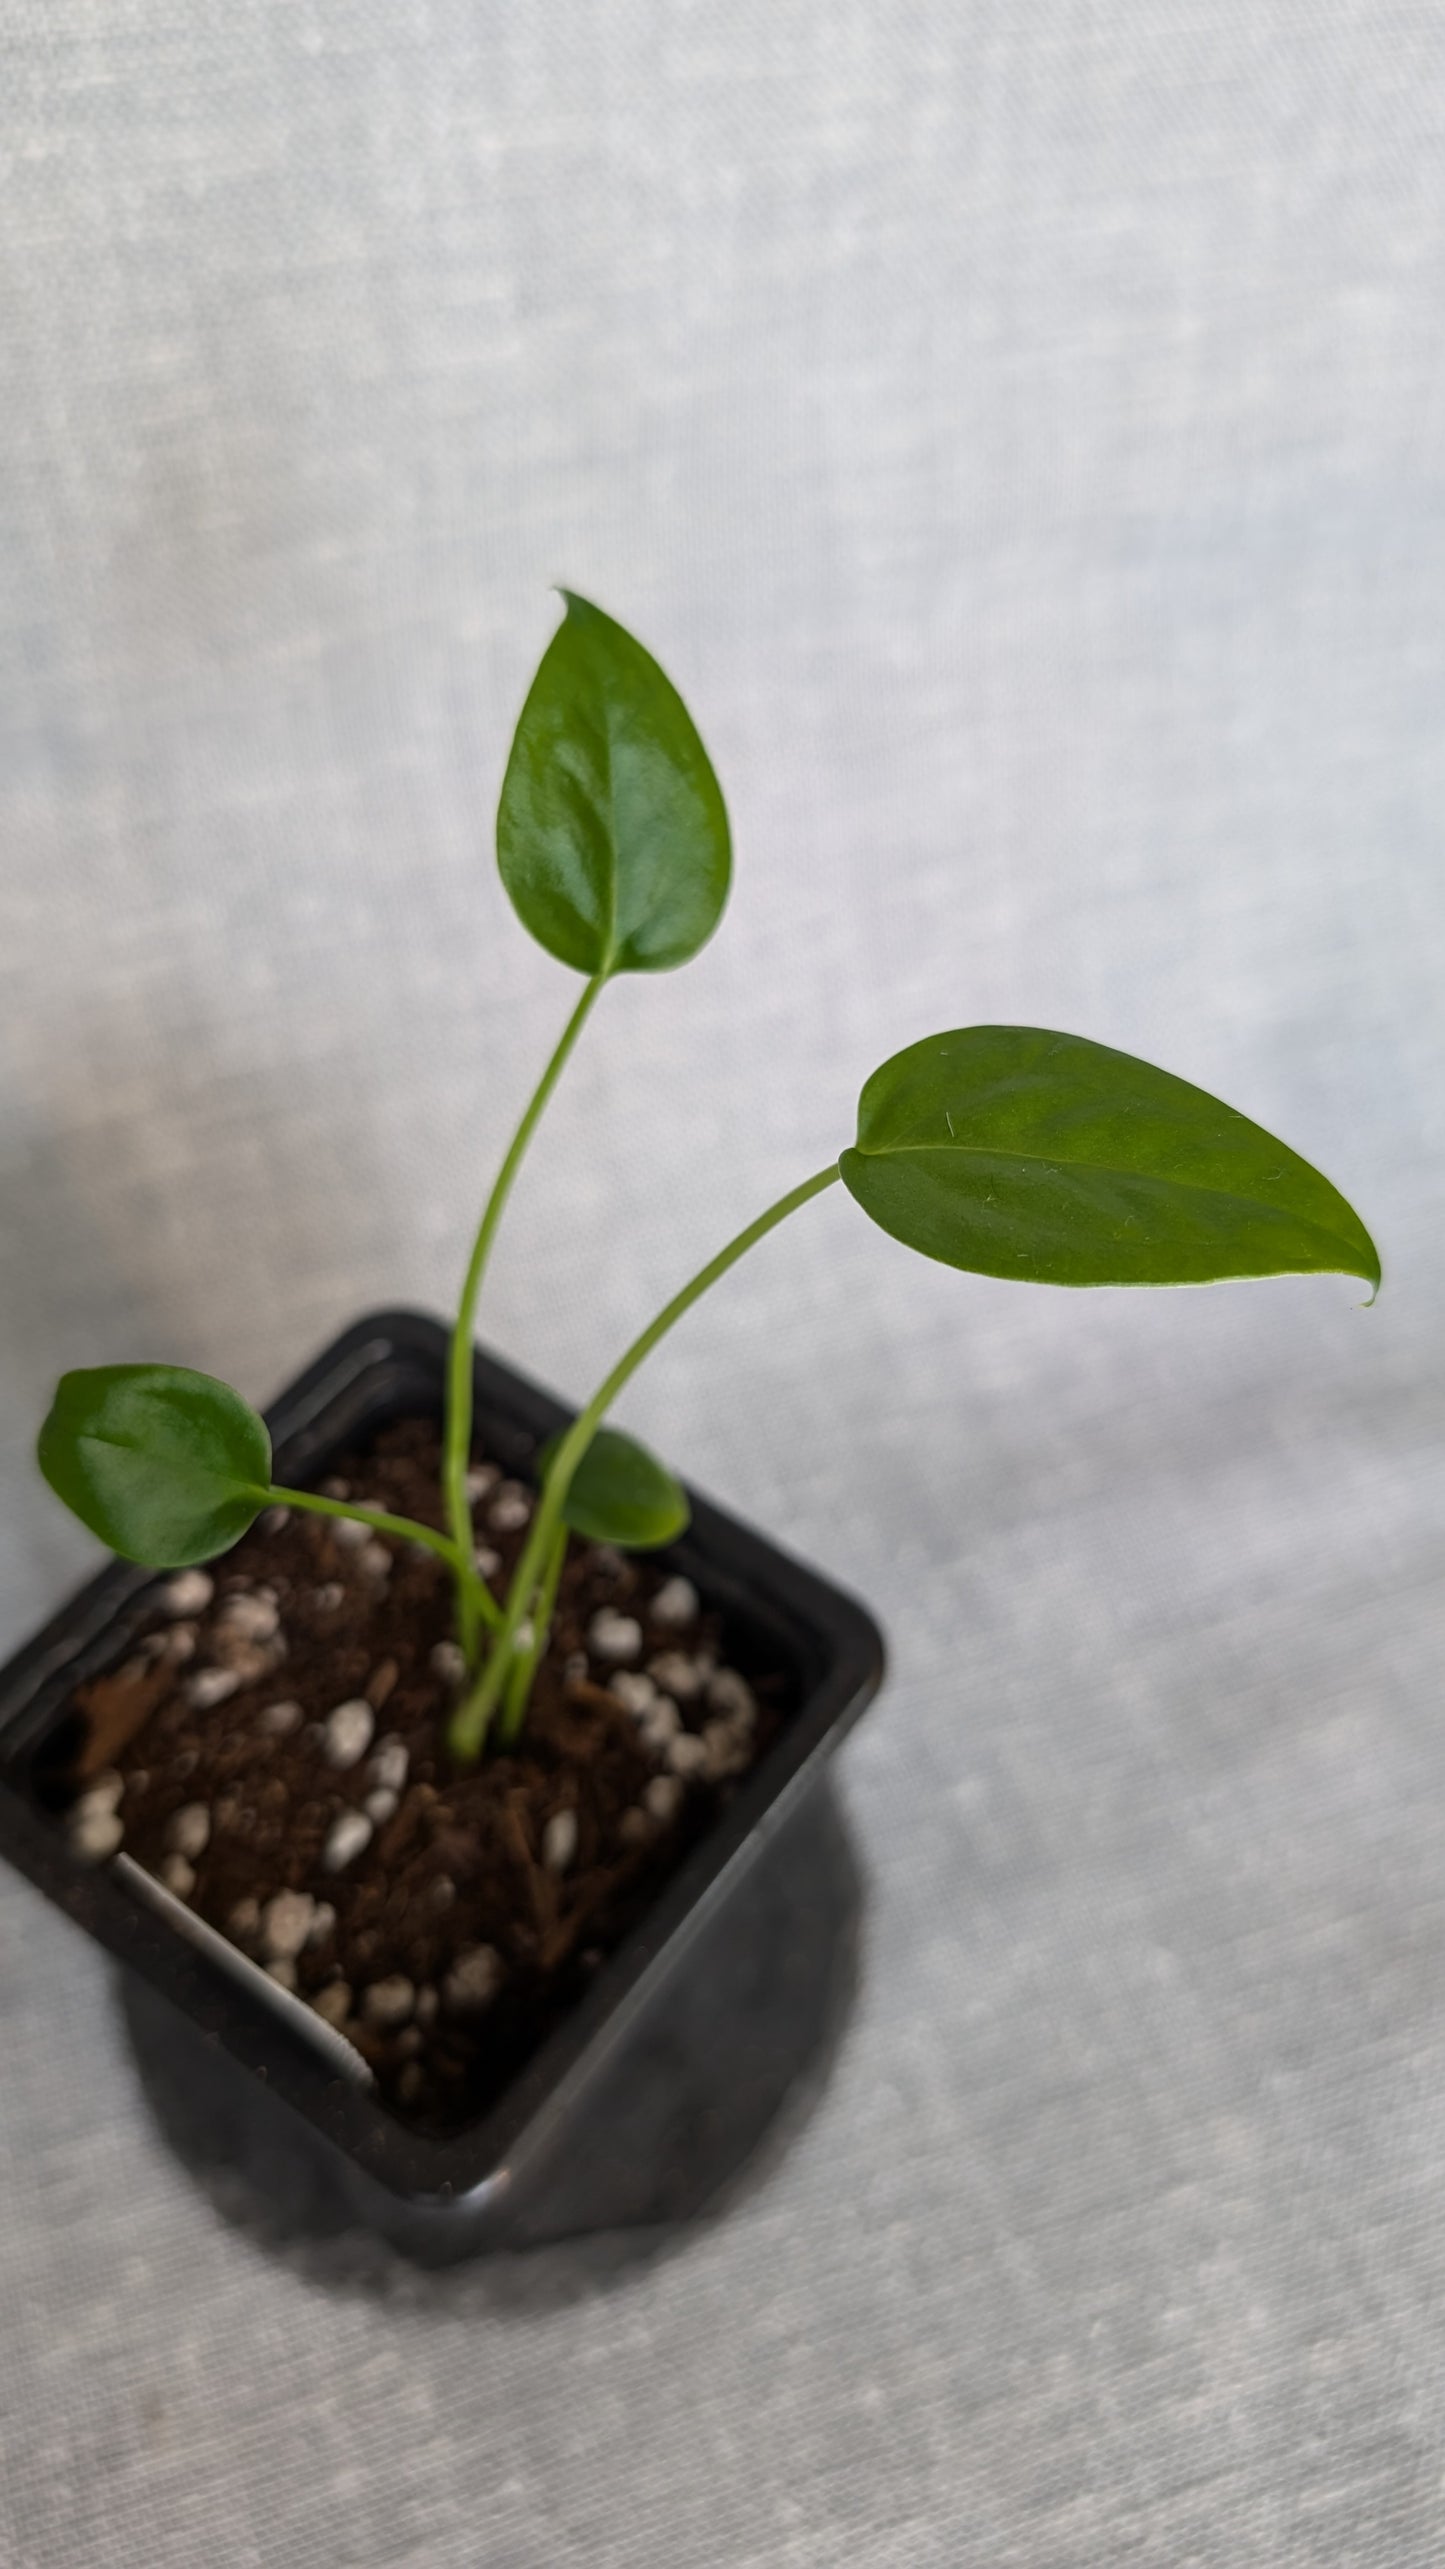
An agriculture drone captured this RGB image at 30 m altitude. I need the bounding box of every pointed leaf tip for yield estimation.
[841,1026,1379,1291]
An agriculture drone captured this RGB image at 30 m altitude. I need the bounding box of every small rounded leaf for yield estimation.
[37,1364,272,1567]
[840,1026,1380,1291]
[498,592,731,976]
[542,1426,690,1550]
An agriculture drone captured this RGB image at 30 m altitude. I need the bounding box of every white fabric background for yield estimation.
[3,6,1445,2563]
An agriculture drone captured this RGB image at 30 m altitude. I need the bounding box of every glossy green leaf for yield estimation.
[37,1364,272,1566]
[840,1026,1380,1291]
[541,1424,690,1549]
[497,592,730,976]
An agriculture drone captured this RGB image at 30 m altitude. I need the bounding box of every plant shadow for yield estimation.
[117,1779,867,2316]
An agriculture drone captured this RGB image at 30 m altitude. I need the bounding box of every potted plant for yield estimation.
[0,596,1379,2263]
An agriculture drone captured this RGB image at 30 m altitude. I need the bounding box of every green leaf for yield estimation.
[840,1026,1380,1291]
[497,592,731,976]
[541,1425,690,1549]
[37,1364,272,1567]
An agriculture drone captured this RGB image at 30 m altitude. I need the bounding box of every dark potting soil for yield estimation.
[57,1420,791,2131]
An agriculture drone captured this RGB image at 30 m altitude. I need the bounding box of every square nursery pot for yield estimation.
[0,1311,884,2264]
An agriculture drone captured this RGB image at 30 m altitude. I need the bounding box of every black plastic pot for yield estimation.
[0,1311,884,2264]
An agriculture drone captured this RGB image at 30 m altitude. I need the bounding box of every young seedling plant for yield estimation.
[38,595,1380,1766]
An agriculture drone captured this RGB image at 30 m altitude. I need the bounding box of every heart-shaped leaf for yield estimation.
[840,1026,1379,1290]
[541,1424,690,1549]
[498,593,730,977]
[38,1365,272,1566]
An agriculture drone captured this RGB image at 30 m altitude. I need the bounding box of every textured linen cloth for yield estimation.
[3,7,1445,2564]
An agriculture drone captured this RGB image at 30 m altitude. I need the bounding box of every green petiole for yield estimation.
[442,975,606,1658]
[500,1520,568,1737]
[267,1483,478,1592]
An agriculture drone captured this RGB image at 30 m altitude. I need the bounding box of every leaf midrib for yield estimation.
[851,1135,1350,1229]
